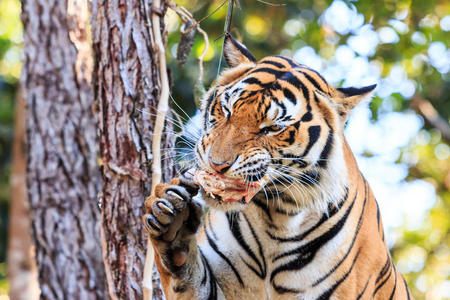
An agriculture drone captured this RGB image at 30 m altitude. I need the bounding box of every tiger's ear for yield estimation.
[223,33,257,67]
[335,84,377,115]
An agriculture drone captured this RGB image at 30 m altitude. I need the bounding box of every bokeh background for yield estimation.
[0,0,449,299]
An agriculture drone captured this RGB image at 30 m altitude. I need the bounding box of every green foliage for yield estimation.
[0,0,22,295]
[0,262,9,296]
[0,0,22,82]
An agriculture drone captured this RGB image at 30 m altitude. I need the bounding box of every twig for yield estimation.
[187,0,228,33]
[197,26,209,85]
[225,0,236,33]
[168,0,228,34]
[167,0,209,104]
[410,93,450,143]
[255,0,286,6]
[143,0,170,298]
[214,0,238,83]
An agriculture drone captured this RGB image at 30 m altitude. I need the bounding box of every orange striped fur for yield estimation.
[144,34,412,299]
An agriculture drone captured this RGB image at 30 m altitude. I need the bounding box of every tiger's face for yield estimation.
[195,34,375,212]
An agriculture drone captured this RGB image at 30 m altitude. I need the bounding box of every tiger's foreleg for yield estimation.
[144,174,225,299]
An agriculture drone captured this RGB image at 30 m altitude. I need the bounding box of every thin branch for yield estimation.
[167,0,209,104]
[255,0,286,6]
[225,0,236,33]
[410,93,450,143]
[197,26,209,85]
[143,0,170,298]
[169,0,228,34]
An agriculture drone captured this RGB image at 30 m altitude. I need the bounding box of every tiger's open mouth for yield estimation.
[194,170,265,203]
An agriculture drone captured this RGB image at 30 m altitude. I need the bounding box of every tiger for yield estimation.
[144,34,413,300]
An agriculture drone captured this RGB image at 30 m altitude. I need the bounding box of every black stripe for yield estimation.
[376,201,381,232]
[286,159,309,169]
[242,77,273,89]
[298,70,326,93]
[272,190,356,262]
[313,181,368,286]
[297,66,329,93]
[205,226,244,286]
[301,125,321,157]
[204,91,216,129]
[269,192,357,292]
[389,266,398,300]
[283,87,297,105]
[278,152,307,168]
[201,252,208,285]
[279,195,297,205]
[252,199,273,222]
[222,105,231,118]
[266,188,348,242]
[199,248,218,300]
[244,90,260,99]
[273,97,287,120]
[273,285,303,294]
[249,67,285,78]
[316,248,361,300]
[299,170,320,186]
[280,72,312,110]
[261,59,286,69]
[226,212,265,278]
[273,55,299,68]
[243,213,267,278]
[206,212,219,240]
[403,276,411,300]
[376,257,391,284]
[209,98,218,118]
[242,77,263,86]
[356,276,371,300]
[274,207,300,216]
[301,111,313,122]
[373,267,392,296]
[317,128,334,168]
[282,129,296,145]
[279,71,302,89]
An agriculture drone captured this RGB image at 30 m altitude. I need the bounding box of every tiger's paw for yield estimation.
[144,172,202,269]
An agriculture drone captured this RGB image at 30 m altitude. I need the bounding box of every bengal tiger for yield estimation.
[144,34,412,299]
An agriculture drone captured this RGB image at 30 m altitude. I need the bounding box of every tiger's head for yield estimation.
[194,34,375,213]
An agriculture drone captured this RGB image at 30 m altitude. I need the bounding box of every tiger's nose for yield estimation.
[209,158,232,174]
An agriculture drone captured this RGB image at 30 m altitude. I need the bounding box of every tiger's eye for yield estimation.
[259,125,282,135]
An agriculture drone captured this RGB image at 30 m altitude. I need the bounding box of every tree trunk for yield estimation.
[7,89,40,300]
[21,0,107,298]
[90,0,174,299]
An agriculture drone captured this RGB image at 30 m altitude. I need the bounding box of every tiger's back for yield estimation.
[145,34,412,299]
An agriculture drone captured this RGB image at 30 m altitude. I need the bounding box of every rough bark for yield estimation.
[21,0,107,298]
[7,90,40,300]
[91,0,174,298]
